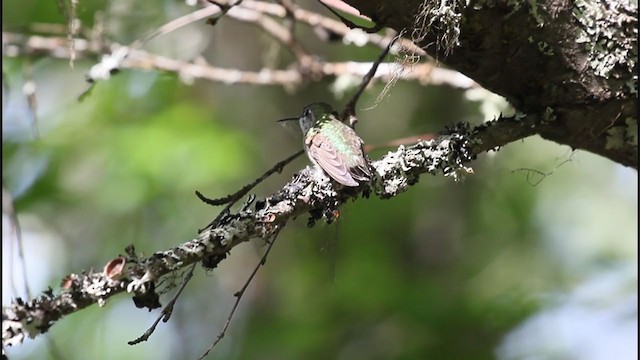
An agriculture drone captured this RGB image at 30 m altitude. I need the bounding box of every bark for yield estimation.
[345,0,638,168]
[2,114,541,348]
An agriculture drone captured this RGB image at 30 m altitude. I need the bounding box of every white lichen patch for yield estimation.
[126,270,155,294]
[444,165,475,181]
[372,135,473,197]
[2,318,26,346]
[87,46,130,81]
[211,220,248,247]
[177,238,207,256]
[263,200,294,217]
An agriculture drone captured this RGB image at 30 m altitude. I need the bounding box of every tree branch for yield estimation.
[342,0,638,168]
[1,32,474,90]
[2,112,542,348]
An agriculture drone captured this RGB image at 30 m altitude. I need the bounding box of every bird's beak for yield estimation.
[276,117,298,123]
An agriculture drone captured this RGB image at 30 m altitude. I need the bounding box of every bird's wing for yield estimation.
[307,132,360,186]
[345,129,371,181]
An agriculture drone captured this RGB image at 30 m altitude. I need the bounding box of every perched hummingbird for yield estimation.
[279,102,371,187]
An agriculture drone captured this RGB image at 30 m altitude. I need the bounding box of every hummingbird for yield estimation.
[279,102,371,187]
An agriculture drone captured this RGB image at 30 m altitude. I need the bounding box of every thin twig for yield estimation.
[341,35,399,126]
[196,150,304,207]
[133,4,224,48]
[197,226,282,359]
[128,263,198,345]
[225,5,314,67]
[240,0,425,56]
[273,0,319,75]
[130,135,287,343]
[511,152,575,186]
[278,0,296,30]
[196,150,304,233]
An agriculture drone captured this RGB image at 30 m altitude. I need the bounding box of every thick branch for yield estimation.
[343,0,638,168]
[2,113,540,348]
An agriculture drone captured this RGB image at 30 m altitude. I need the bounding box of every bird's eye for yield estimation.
[303,109,311,117]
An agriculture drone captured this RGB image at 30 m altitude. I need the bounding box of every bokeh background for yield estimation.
[3,1,637,359]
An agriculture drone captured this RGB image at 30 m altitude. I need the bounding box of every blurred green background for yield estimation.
[2,1,637,359]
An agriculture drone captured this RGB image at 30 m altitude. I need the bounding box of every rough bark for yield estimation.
[2,114,542,348]
[345,0,638,168]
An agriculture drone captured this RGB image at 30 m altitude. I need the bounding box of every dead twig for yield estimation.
[196,150,304,207]
[128,263,197,345]
[196,149,304,232]
[511,152,575,186]
[197,226,282,359]
[341,34,399,126]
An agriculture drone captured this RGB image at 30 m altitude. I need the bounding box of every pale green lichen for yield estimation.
[526,0,545,27]
[624,117,638,146]
[503,0,545,26]
[605,117,637,150]
[537,41,554,55]
[543,106,557,122]
[626,76,638,96]
[573,0,638,79]
[605,126,626,150]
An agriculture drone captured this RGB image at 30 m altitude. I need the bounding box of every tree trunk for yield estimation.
[345,0,638,168]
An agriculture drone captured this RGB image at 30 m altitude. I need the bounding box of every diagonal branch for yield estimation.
[1,112,543,348]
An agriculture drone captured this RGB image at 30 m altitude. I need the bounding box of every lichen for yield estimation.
[503,0,545,26]
[412,0,462,56]
[604,117,639,150]
[542,107,557,122]
[625,117,638,146]
[605,126,626,150]
[537,41,554,55]
[527,0,545,27]
[573,0,638,80]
